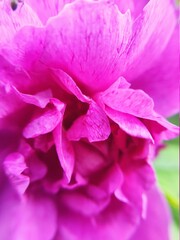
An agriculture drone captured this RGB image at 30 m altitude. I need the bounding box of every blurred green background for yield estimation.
[154,114,179,240]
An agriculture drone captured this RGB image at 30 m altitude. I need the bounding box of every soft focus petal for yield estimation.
[131,26,179,117]
[3,152,29,195]
[130,186,171,240]
[124,0,176,80]
[16,196,57,240]
[57,198,139,240]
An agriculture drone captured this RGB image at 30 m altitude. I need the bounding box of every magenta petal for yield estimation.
[53,124,75,182]
[130,186,171,240]
[131,26,179,117]
[3,152,30,195]
[106,107,153,140]
[41,0,132,93]
[23,99,65,138]
[16,196,57,240]
[58,198,139,240]
[67,102,110,142]
[0,2,42,45]
[124,0,176,80]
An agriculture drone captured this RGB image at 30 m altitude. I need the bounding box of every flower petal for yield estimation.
[41,0,132,93]
[124,0,176,80]
[23,98,65,138]
[57,198,139,240]
[67,102,111,142]
[0,2,42,45]
[131,26,179,117]
[53,124,75,182]
[130,186,171,240]
[3,152,30,195]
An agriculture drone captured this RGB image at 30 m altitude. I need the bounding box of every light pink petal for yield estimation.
[57,198,139,240]
[25,0,74,24]
[15,196,57,240]
[53,124,75,182]
[0,2,42,45]
[67,102,110,142]
[130,186,171,240]
[106,107,153,140]
[3,152,30,195]
[124,0,176,80]
[41,0,132,93]
[131,26,179,117]
[1,26,45,71]
[23,98,65,138]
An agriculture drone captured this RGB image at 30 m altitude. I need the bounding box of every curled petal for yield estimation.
[67,102,111,142]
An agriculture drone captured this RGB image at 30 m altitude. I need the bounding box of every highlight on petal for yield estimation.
[67,102,111,142]
[41,0,132,93]
[130,186,171,240]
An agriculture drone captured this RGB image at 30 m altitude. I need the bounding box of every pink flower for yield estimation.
[0,0,179,239]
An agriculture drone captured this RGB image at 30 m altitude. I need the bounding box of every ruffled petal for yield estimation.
[67,102,111,142]
[23,98,65,138]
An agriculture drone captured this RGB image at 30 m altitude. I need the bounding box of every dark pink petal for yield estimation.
[124,0,176,80]
[23,98,65,138]
[130,186,171,240]
[0,2,42,45]
[73,141,109,178]
[41,0,132,93]
[67,102,110,142]
[3,152,29,195]
[53,124,75,182]
[131,26,179,117]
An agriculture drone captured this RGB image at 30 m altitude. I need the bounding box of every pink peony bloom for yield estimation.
[0,0,179,239]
